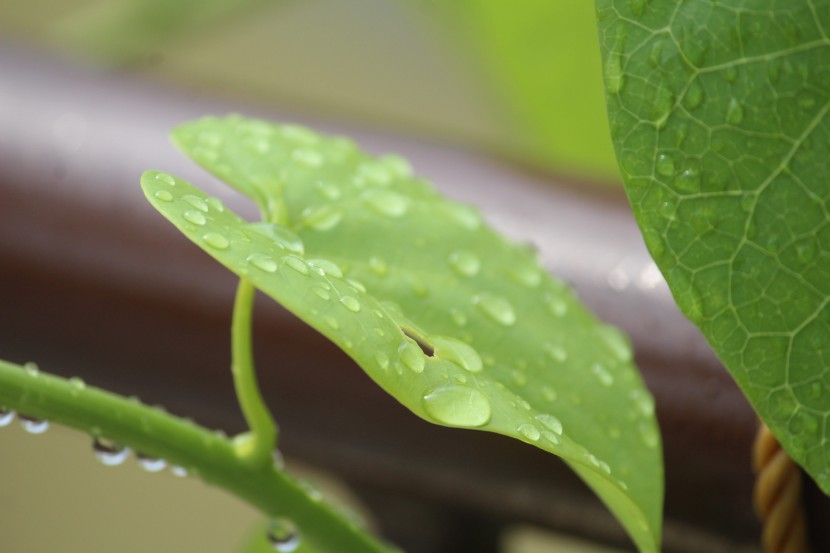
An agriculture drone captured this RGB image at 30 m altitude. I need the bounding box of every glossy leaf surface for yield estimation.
[141,115,662,551]
[598,0,830,491]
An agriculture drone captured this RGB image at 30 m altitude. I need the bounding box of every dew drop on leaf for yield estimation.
[656,153,675,177]
[340,296,361,313]
[170,466,188,477]
[518,423,541,441]
[683,81,704,110]
[374,352,390,370]
[267,519,302,552]
[544,293,568,317]
[544,342,568,363]
[448,250,481,277]
[19,415,49,434]
[422,385,492,427]
[313,287,331,301]
[535,413,564,435]
[0,408,15,427]
[364,190,410,218]
[284,256,309,275]
[93,437,130,466]
[183,210,207,226]
[638,421,659,449]
[182,194,209,212]
[202,232,230,250]
[154,172,175,185]
[399,340,426,374]
[726,98,744,125]
[431,336,483,373]
[292,147,323,168]
[307,258,343,279]
[137,453,167,473]
[304,206,343,231]
[247,253,278,273]
[472,294,516,326]
[592,363,615,386]
[153,190,173,202]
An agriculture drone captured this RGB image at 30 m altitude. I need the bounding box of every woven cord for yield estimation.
[753,422,810,553]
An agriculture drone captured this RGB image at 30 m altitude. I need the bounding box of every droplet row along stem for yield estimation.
[0,359,391,553]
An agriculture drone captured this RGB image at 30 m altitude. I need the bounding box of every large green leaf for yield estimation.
[141,115,662,551]
[597,1,830,491]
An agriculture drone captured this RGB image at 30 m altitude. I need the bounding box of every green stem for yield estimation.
[0,359,390,553]
[232,277,277,465]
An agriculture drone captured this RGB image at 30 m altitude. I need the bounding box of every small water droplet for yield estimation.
[183,210,207,226]
[422,385,491,427]
[340,296,361,313]
[324,316,339,330]
[155,173,176,185]
[364,190,410,218]
[183,194,209,212]
[314,287,331,300]
[307,258,343,279]
[510,262,542,287]
[153,190,173,202]
[796,238,817,264]
[518,423,541,441]
[206,197,224,212]
[93,438,130,466]
[684,81,704,110]
[24,362,39,376]
[247,253,278,273]
[605,50,625,94]
[20,416,49,434]
[544,293,568,317]
[203,232,230,250]
[368,256,388,276]
[0,408,15,427]
[170,465,188,477]
[399,340,426,374]
[726,98,744,124]
[544,342,568,363]
[292,148,324,167]
[284,256,309,275]
[374,352,390,370]
[137,453,167,473]
[653,87,674,128]
[656,153,675,177]
[267,519,302,552]
[449,251,481,277]
[638,421,659,448]
[535,414,563,435]
[248,223,305,255]
[675,167,701,193]
[431,336,483,373]
[346,279,366,294]
[542,431,560,445]
[591,363,615,386]
[472,294,516,326]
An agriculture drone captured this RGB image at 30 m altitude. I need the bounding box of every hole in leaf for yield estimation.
[401,328,434,357]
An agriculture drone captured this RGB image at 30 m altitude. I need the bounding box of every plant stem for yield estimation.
[232,277,277,465]
[0,359,391,553]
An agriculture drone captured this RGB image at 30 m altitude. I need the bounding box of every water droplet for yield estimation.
[683,81,704,110]
[422,385,491,427]
[0,408,15,427]
[314,287,331,300]
[675,167,701,193]
[248,223,305,255]
[183,194,209,212]
[518,423,541,441]
[20,416,49,434]
[450,308,467,326]
[591,363,615,386]
[357,161,393,186]
[267,519,302,552]
[284,256,309,275]
[93,438,130,466]
[596,325,632,363]
[535,414,563,435]
[155,173,176,185]
[510,263,542,287]
[183,210,207,226]
[340,296,361,313]
[628,389,655,418]
[203,232,230,250]
[206,197,225,212]
[544,342,568,363]
[653,87,674,128]
[431,336,483,373]
[247,253,278,273]
[656,153,675,177]
[24,362,39,376]
[472,294,516,326]
[374,352,390,370]
[542,431,561,445]
[153,190,173,202]
[449,251,481,277]
[170,465,188,477]
[324,316,339,330]
[367,256,388,276]
[137,453,167,473]
[638,421,659,448]
[399,340,425,374]
[364,190,410,218]
[346,279,366,294]
[304,206,343,231]
[605,50,625,94]
[292,148,324,168]
[544,293,568,317]
[307,258,343,279]
[726,98,744,125]
[443,203,481,230]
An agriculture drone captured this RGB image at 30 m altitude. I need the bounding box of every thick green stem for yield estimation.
[232,277,277,464]
[0,359,391,553]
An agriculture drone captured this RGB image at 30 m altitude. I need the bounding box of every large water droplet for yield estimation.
[535,413,564,435]
[183,210,207,226]
[93,438,130,466]
[448,250,480,277]
[307,258,343,279]
[203,232,230,250]
[422,385,492,427]
[472,294,516,326]
[137,453,167,473]
[591,363,615,386]
[284,256,309,275]
[267,519,302,552]
[247,253,278,273]
[364,190,410,218]
[153,190,173,202]
[726,98,744,124]
[0,408,15,427]
[183,194,209,212]
[431,336,483,373]
[155,173,176,185]
[399,340,426,374]
[374,352,390,370]
[20,416,49,434]
[518,423,541,441]
[340,296,361,313]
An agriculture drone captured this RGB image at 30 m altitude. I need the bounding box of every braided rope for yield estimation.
[752,422,810,553]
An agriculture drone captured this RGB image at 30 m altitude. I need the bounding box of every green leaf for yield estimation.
[598,1,830,491]
[141,115,663,552]
[437,0,619,179]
